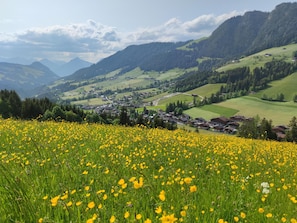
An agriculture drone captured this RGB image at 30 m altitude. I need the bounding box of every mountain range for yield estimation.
[40,57,93,77]
[1,2,297,98]
[65,2,297,82]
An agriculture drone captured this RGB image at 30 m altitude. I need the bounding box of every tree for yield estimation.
[238,116,260,139]
[0,100,10,118]
[277,93,285,102]
[43,109,53,120]
[286,116,297,142]
[258,118,277,140]
[52,106,66,121]
[119,107,130,126]
[293,94,297,103]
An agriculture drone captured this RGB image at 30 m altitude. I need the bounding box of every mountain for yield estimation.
[190,2,297,58]
[66,42,189,81]
[0,62,59,98]
[189,11,269,58]
[249,2,297,53]
[40,58,92,77]
[65,2,297,83]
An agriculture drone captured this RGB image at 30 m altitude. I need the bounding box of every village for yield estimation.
[77,91,289,140]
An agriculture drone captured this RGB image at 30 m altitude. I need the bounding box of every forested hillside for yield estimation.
[65,2,297,85]
[0,62,59,98]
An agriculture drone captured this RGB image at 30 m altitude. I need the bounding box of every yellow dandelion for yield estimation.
[155,206,162,214]
[184,177,192,184]
[86,218,94,223]
[291,218,297,223]
[240,212,246,219]
[281,217,286,222]
[50,195,60,207]
[144,219,152,223]
[160,213,178,223]
[76,201,82,206]
[258,208,264,213]
[61,193,68,200]
[66,201,73,207]
[118,178,125,185]
[110,215,116,223]
[180,210,186,217]
[266,213,273,218]
[136,214,142,220]
[124,211,130,219]
[190,185,197,192]
[159,190,166,201]
[133,177,144,189]
[87,201,95,209]
[234,216,239,222]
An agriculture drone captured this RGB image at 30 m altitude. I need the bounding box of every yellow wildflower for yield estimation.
[87,201,95,209]
[160,213,178,223]
[159,190,166,201]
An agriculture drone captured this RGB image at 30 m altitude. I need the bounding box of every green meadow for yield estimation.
[1,119,297,222]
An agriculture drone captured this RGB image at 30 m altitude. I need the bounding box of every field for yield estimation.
[1,119,297,222]
[184,105,239,120]
[218,96,297,125]
[252,72,297,101]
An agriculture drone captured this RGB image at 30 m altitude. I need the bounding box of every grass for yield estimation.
[186,84,226,98]
[157,93,194,106]
[0,119,297,223]
[252,72,297,101]
[218,96,297,125]
[184,104,239,120]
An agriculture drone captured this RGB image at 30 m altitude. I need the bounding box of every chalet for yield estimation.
[210,117,230,126]
[230,115,247,122]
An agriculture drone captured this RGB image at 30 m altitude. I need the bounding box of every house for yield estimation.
[210,117,230,126]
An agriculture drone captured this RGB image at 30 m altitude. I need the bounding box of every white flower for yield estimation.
[261,182,270,188]
[261,182,270,194]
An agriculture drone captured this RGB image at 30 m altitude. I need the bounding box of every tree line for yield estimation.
[238,115,297,142]
[0,89,177,130]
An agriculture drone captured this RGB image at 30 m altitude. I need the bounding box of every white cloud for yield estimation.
[0,11,242,63]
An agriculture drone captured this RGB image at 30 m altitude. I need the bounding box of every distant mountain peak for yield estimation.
[39,58,92,77]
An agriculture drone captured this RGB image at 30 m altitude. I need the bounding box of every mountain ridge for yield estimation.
[0,61,59,98]
[66,2,297,83]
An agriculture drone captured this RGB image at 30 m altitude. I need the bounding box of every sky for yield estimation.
[0,0,289,63]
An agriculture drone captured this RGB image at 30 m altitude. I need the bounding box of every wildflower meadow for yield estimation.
[0,119,296,222]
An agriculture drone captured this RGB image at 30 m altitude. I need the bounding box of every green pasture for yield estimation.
[71,98,105,106]
[157,93,194,106]
[184,104,238,120]
[217,43,297,72]
[218,96,297,125]
[186,84,225,98]
[252,72,297,101]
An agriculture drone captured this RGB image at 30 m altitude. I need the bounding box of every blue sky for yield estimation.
[0,0,289,63]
